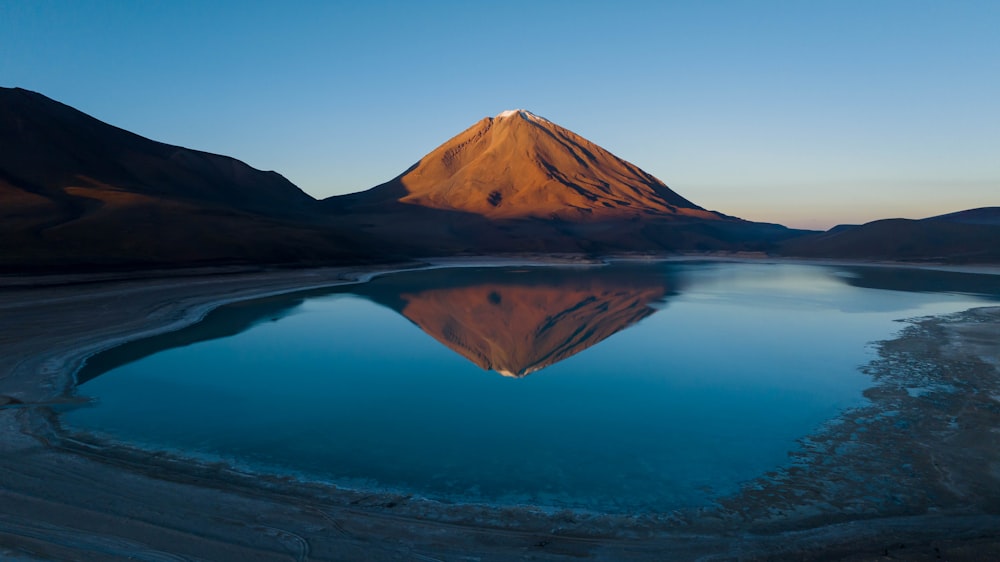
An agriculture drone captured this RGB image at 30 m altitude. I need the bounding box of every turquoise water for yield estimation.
[65,263,1000,512]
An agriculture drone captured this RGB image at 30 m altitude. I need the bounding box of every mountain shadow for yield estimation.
[837,265,1000,298]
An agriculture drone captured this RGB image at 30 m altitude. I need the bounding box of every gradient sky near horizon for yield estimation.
[2,1,997,229]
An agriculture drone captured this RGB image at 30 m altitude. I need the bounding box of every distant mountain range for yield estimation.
[1,87,996,269]
[782,207,1000,262]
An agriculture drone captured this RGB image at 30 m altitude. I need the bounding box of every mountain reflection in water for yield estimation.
[352,266,678,377]
[77,266,681,383]
[76,263,1000,386]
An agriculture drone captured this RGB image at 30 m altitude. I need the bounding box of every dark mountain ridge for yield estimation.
[0,87,314,215]
[782,207,1000,263]
[924,207,1000,226]
[0,87,375,270]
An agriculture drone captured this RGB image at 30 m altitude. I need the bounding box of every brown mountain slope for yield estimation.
[326,110,805,253]
[330,109,722,221]
[0,87,376,269]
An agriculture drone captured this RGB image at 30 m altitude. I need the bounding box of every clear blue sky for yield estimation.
[2,0,997,229]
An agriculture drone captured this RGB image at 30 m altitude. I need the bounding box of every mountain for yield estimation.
[781,207,1000,263]
[0,87,372,269]
[0,87,316,215]
[351,266,679,377]
[328,110,804,254]
[0,89,818,270]
[333,109,721,221]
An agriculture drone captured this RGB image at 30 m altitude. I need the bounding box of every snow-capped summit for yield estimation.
[495,109,549,124]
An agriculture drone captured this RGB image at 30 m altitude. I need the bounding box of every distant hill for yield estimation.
[923,207,1000,226]
[0,87,371,269]
[327,109,805,254]
[781,207,1000,263]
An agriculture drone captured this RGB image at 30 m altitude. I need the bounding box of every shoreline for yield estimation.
[3,253,997,290]
[1,260,999,560]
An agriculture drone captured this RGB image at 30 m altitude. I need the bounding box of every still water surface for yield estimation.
[66,262,1000,512]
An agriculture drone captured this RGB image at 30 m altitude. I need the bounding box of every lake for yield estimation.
[65,262,1000,512]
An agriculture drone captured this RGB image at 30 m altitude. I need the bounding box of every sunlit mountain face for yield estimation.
[328,109,722,222]
[324,109,804,255]
[352,266,679,377]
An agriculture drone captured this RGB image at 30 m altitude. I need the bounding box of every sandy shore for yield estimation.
[1,262,999,561]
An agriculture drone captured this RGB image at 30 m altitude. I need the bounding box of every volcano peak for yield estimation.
[495,109,549,124]
[333,110,723,221]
